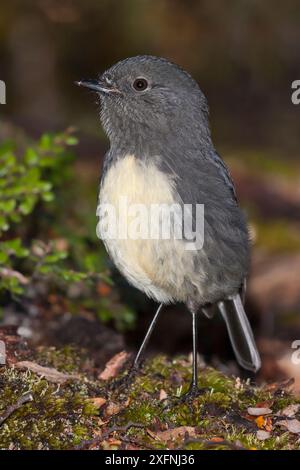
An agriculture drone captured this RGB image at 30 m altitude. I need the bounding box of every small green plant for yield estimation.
[0,129,135,330]
[0,129,86,295]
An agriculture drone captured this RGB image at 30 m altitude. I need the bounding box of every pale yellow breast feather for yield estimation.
[98,154,180,302]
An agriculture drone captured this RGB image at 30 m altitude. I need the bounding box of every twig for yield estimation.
[0,268,29,285]
[0,392,33,427]
[74,421,146,450]
[102,421,146,439]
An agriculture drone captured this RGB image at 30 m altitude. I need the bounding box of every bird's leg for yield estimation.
[176,306,208,403]
[109,303,164,391]
[178,309,202,401]
[162,307,207,410]
[133,302,164,370]
[190,308,199,392]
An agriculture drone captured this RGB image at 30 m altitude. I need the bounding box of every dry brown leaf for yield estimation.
[88,397,107,409]
[98,351,130,380]
[157,426,196,442]
[15,361,78,383]
[247,407,272,416]
[105,401,121,417]
[265,417,273,432]
[264,378,295,393]
[159,389,167,400]
[107,438,122,446]
[210,437,224,443]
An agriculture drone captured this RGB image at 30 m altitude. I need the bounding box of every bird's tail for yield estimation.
[218,294,261,372]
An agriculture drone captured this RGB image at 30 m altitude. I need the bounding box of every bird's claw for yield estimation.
[163,385,209,410]
[108,365,139,392]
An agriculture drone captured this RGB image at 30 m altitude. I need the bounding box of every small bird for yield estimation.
[77,55,261,399]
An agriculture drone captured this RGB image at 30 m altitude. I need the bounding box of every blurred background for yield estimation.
[0,0,300,388]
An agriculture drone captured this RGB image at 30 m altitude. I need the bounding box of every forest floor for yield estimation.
[1,326,300,450]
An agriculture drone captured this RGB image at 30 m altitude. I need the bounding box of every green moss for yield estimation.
[36,345,84,373]
[0,359,99,449]
[122,401,160,426]
[1,350,300,449]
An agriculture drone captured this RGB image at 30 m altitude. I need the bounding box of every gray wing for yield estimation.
[209,151,237,201]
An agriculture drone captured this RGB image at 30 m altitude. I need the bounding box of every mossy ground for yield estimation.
[0,346,300,450]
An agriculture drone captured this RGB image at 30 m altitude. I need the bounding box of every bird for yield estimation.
[76,55,261,400]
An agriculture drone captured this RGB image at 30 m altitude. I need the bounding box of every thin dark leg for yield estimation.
[177,308,207,402]
[162,307,205,408]
[109,303,164,391]
[190,309,198,390]
[133,303,164,369]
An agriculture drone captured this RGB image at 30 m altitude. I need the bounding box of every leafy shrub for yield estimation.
[0,129,135,330]
[0,129,83,293]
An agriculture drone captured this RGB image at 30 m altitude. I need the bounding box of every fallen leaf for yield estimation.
[276,404,300,418]
[88,397,107,409]
[247,407,272,416]
[265,417,273,432]
[264,378,295,393]
[255,401,274,409]
[107,438,121,446]
[210,437,224,443]
[159,389,167,400]
[157,426,196,442]
[277,418,300,434]
[256,430,271,441]
[98,351,130,380]
[105,401,121,417]
[15,361,78,383]
[255,416,266,429]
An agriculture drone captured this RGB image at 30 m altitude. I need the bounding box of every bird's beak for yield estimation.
[75,78,120,95]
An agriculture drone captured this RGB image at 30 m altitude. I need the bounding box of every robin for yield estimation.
[77,55,261,399]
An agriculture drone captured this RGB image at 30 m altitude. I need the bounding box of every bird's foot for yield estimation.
[108,364,139,393]
[178,384,208,404]
[163,385,209,410]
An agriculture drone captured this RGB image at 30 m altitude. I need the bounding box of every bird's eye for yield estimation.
[133,78,148,91]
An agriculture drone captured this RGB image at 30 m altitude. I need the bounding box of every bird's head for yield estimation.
[77,55,210,145]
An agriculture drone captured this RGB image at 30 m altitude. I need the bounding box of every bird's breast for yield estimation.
[100,154,175,208]
[97,154,190,303]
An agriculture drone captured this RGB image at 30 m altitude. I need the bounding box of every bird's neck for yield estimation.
[106,116,213,164]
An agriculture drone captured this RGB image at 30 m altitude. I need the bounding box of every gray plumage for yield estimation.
[77,55,261,373]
